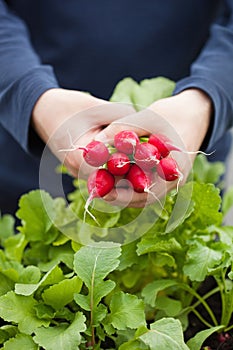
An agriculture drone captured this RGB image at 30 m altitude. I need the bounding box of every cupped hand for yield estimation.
[32,88,135,177]
[95,88,213,208]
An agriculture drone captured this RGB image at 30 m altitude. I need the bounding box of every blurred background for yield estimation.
[225,128,233,225]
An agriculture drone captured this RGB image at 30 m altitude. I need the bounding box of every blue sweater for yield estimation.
[0,0,233,213]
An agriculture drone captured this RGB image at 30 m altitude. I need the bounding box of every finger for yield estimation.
[95,107,175,144]
[103,175,167,208]
[104,187,150,208]
[100,102,136,123]
[75,101,136,128]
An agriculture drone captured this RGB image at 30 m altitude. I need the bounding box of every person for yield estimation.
[0,0,233,214]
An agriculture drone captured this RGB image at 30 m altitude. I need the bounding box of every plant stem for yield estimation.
[215,271,233,328]
[191,308,215,329]
[224,324,233,332]
[179,286,220,316]
[179,283,218,327]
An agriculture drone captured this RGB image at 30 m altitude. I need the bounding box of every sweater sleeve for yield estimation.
[0,1,59,152]
[173,0,233,153]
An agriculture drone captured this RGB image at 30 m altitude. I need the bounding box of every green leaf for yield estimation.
[51,197,78,230]
[186,325,224,350]
[151,252,175,267]
[93,303,108,326]
[74,242,121,307]
[110,77,139,106]
[110,76,175,111]
[189,182,222,228]
[3,333,38,350]
[0,272,14,296]
[108,291,146,330]
[121,269,142,289]
[0,329,11,344]
[4,233,27,262]
[33,312,86,350]
[15,265,64,296]
[119,339,148,350]
[137,235,182,256]
[74,242,121,329]
[142,279,178,307]
[38,243,74,271]
[23,242,50,266]
[155,296,182,317]
[132,77,175,110]
[33,303,55,320]
[0,214,15,242]
[142,279,177,307]
[0,325,18,343]
[222,185,233,217]
[213,226,233,246]
[42,276,82,310]
[117,241,141,271]
[75,279,116,312]
[16,190,56,242]
[0,250,23,282]
[165,181,194,233]
[19,266,41,284]
[192,154,225,185]
[0,291,49,334]
[140,318,189,350]
[183,242,222,281]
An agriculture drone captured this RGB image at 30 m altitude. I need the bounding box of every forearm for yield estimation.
[174,2,233,152]
[0,1,59,151]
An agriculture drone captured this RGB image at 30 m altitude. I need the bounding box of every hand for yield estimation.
[32,88,135,177]
[95,88,212,208]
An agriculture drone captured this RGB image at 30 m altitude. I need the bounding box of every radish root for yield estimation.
[83,194,100,226]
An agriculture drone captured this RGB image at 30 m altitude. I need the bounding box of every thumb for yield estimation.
[95,121,147,145]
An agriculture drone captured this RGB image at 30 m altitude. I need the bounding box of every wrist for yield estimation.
[150,88,213,151]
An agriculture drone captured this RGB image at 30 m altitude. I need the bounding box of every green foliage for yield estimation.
[139,318,189,350]
[186,326,224,350]
[33,312,86,349]
[107,292,146,330]
[0,153,232,349]
[3,333,38,350]
[110,76,175,111]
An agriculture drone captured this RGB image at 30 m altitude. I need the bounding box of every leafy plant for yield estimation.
[0,77,232,349]
[0,154,232,349]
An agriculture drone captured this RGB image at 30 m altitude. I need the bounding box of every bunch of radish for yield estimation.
[78,130,183,223]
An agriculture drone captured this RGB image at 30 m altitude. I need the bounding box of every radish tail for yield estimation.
[84,193,100,226]
[172,171,184,196]
[144,186,167,214]
[167,143,216,157]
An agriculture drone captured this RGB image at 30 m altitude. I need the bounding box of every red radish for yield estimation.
[87,168,115,199]
[125,164,165,209]
[148,133,212,158]
[156,157,182,182]
[84,169,115,223]
[217,333,231,343]
[125,164,153,193]
[79,140,110,167]
[107,152,131,176]
[114,130,140,154]
[134,142,160,171]
[148,134,180,158]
